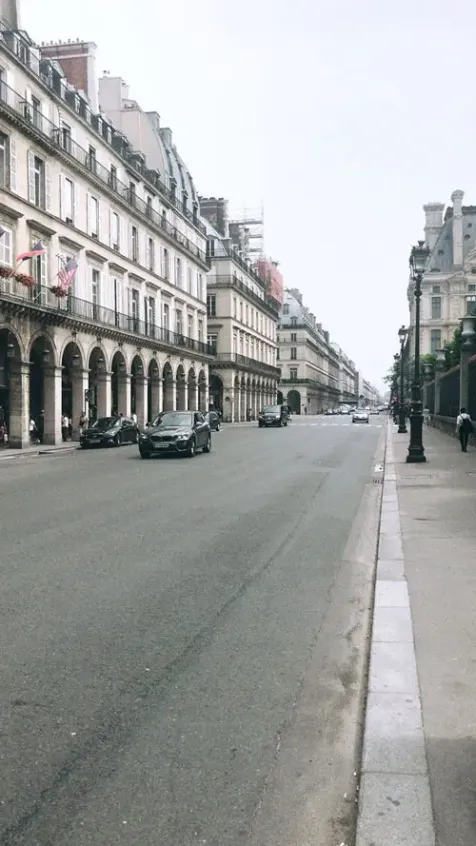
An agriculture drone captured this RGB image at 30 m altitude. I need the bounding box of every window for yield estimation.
[176,309,183,336]
[240,301,243,322]
[0,223,12,267]
[467,296,476,315]
[432,285,441,294]
[283,304,290,315]
[146,237,154,272]
[187,266,192,294]
[61,177,74,224]
[175,257,182,288]
[431,296,441,319]
[162,248,169,279]
[28,153,47,208]
[131,289,139,331]
[197,273,203,300]
[131,225,139,262]
[290,347,297,360]
[111,212,120,251]
[91,268,100,318]
[207,334,218,354]
[109,166,117,190]
[198,320,204,343]
[161,209,167,230]
[163,302,170,332]
[291,316,297,327]
[144,296,155,336]
[207,294,216,317]
[88,145,97,173]
[146,196,152,218]
[291,332,297,342]
[276,348,280,360]
[188,314,193,339]
[430,330,441,353]
[88,195,99,238]
[290,367,298,380]
[129,181,136,206]
[246,304,249,325]
[233,297,237,319]
[60,121,71,152]
[31,95,41,130]
[0,132,10,189]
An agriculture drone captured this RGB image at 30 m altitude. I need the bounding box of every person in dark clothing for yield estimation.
[456,407,473,452]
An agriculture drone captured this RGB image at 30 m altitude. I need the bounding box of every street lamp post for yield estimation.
[407,241,430,463]
[398,325,408,433]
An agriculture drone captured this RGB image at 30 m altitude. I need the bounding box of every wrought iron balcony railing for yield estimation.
[214,352,280,376]
[0,80,208,268]
[0,277,214,357]
[207,275,281,318]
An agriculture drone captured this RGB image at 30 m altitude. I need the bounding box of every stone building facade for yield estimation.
[277,289,340,414]
[0,22,213,447]
[200,198,280,421]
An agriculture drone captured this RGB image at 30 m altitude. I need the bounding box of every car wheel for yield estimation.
[80,442,87,449]
[139,450,150,459]
[134,431,139,443]
[203,434,211,453]
[187,438,196,458]
[258,422,263,428]
[216,422,220,432]
[114,432,122,447]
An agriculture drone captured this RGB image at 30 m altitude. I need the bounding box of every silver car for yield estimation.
[352,409,370,424]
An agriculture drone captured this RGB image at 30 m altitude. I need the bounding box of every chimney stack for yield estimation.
[451,189,464,268]
[40,40,98,112]
[423,202,444,251]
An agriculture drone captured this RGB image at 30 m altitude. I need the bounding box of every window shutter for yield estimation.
[5,70,14,106]
[72,181,77,225]
[27,151,35,202]
[45,162,51,211]
[86,193,90,233]
[109,209,113,248]
[145,237,150,269]
[59,174,63,219]
[9,137,17,193]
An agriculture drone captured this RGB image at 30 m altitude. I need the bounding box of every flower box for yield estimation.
[51,285,68,298]
[15,272,36,288]
[0,265,13,278]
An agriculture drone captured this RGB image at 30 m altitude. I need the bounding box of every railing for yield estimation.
[214,352,280,376]
[0,277,214,356]
[0,19,207,237]
[279,377,340,392]
[207,275,281,317]
[0,80,209,267]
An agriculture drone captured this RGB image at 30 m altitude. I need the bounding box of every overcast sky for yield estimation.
[20,0,476,390]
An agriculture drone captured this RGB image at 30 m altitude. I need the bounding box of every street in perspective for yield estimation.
[2,1,476,845]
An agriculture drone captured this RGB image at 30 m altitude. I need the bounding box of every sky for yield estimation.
[19,0,476,391]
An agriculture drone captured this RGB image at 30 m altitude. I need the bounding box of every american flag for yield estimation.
[57,257,78,290]
[16,240,45,262]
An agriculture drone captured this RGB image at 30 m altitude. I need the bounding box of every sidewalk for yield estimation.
[0,441,78,461]
[357,422,476,846]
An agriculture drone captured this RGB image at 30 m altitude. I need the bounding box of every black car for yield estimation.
[80,416,139,448]
[138,410,211,458]
[258,404,289,428]
[205,411,221,432]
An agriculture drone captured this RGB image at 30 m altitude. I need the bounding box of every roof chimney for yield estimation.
[451,189,464,268]
[423,202,444,251]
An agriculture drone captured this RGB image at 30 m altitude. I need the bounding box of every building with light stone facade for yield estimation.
[0,19,213,447]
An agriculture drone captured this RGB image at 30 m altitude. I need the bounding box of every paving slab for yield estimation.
[362,692,427,774]
[357,773,435,846]
[372,606,413,642]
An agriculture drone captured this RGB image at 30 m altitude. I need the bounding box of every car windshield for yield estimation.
[151,411,194,428]
[262,406,281,414]
[91,417,119,430]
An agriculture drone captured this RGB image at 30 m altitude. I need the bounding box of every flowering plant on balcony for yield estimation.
[50,285,68,298]
[15,272,36,288]
[0,265,13,278]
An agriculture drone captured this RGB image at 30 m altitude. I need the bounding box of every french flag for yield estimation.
[16,241,46,262]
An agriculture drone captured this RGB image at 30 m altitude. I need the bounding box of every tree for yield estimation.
[443,326,462,368]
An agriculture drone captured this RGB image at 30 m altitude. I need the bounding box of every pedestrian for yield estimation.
[30,417,38,444]
[36,411,44,444]
[61,414,69,442]
[79,411,88,431]
[456,407,473,452]
[131,411,137,425]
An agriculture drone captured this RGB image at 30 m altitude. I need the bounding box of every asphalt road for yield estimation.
[0,416,384,846]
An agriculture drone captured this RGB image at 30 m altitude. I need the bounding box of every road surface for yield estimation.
[0,416,384,845]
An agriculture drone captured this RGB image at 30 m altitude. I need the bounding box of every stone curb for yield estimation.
[0,445,78,462]
[355,421,436,846]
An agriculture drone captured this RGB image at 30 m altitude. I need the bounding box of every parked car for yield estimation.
[258,404,289,428]
[205,410,221,431]
[370,408,380,415]
[138,410,211,458]
[80,416,139,448]
[324,408,334,416]
[352,409,370,424]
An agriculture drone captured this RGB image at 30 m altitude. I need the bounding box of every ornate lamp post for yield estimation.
[407,241,430,463]
[397,325,408,433]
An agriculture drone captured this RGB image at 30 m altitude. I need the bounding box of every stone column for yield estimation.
[72,368,90,440]
[119,373,130,417]
[172,380,177,411]
[8,360,30,448]
[150,377,161,420]
[189,379,198,411]
[234,387,240,421]
[43,365,62,445]
[96,371,112,418]
[183,381,189,412]
[135,376,148,427]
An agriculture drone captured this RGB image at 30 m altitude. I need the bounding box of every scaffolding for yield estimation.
[228,206,264,263]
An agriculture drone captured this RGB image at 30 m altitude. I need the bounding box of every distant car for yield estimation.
[324,408,334,415]
[370,408,380,415]
[80,416,139,448]
[340,406,350,415]
[352,409,370,424]
[258,404,289,428]
[205,411,221,431]
[139,410,211,458]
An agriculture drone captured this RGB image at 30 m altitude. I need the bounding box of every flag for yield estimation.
[16,241,45,262]
[57,257,78,290]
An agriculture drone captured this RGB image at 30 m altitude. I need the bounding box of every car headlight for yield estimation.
[176,433,189,441]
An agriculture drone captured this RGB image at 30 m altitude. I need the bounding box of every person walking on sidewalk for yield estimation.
[456,407,473,452]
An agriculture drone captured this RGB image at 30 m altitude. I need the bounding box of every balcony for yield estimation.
[214,352,280,377]
[207,275,280,319]
[279,377,340,394]
[0,277,214,357]
[0,19,207,238]
[0,80,209,269]
[207,246,282,312]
